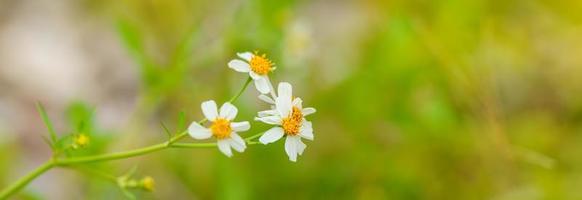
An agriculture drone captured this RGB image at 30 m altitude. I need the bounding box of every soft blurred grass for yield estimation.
[2,0,582,199]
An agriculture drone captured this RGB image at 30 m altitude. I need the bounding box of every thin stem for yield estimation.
[229,77,252,103]
[245,132,265,142]
[172,136,262,148]
[0,160,55,199]
[170,142,216,148]
[56,131,188,165]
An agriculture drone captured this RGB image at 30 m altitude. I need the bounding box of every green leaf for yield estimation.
[41,135,52,148]
[66,101,95,134]
[177,111,186,132]
[36,102,57,148]
[116,18,145,61]
[160,122,172,141]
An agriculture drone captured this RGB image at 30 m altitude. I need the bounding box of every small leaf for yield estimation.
[177,111,186,132]
[160,122,172,141]
[41,135,52,148]
[77,121,85,133]
[36,102,58,147]
[66,102,95,134]
[116,18,144,60]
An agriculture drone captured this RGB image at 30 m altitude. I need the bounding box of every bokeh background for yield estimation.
[1,0,582,199]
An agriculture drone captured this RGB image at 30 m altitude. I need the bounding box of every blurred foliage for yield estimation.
[2,0,582,199]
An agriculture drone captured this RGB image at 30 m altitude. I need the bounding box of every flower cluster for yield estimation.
[188,51,316,162]
[0,51,317,199]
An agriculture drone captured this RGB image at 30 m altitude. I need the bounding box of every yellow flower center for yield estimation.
[282,107,303,136]
[210,118,232,139]
[249,53,274,75]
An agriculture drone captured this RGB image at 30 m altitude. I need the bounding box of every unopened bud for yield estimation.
[72,134,89,149]
[140,176,155,191]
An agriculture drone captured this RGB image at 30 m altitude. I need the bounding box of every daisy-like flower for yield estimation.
[188,100,250,157]
[228,51,276,94]
[256,82,316,162]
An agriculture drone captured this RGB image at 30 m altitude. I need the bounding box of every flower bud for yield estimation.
[140,176,155,191]
[72,134,89,149]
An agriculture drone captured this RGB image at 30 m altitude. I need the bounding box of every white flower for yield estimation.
[255,82,316,162]
[228,52,276,94]
[188,100,250,157]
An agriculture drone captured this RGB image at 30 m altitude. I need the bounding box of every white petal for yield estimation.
[231,132,246,145]
[229,133,247,152]
[201,100,218,121]
[254,77,271,94]
[259,127,285,144]
[237,52,253,61]
[255,115,282,125]
[276,97,292,117]
[217,139,233,157]
[230,121,250,132]
[228,59,250,72]
[276,82,293,117]
[285,136,299,162]
[292,98,303,109]
[277,82,293,100]
[219,102,238,120]
[257,109,278,117]
[296,138,307,155]
[302,107,316,116]
[249,71,261,80]
[258,94,275,104]
[299,120,314,140]
[187,122,212,140]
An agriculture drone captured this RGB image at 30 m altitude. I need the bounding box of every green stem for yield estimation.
[229,77,252,103]
[170,142,217,148]
[0,77,255,199]
[56,132,187,165]
[245,132,265,142]
[0,161,55,199]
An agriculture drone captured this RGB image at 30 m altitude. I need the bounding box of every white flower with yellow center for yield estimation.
[188,100,250,157]
[255,82,316,162]
[228,51,276,94]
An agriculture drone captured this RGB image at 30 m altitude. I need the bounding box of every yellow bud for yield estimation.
[72,134,89,149]
[140,176,155,191]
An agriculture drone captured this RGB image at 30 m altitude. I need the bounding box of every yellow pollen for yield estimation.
[249,52,274,75]
[210,118,232,139]
[282,107,303,136]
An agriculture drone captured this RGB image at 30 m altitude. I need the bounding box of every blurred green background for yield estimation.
[1,0,582,199]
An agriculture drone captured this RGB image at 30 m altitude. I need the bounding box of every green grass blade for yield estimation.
[36,102,57,147]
